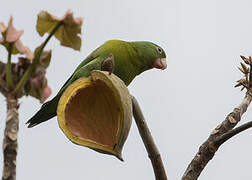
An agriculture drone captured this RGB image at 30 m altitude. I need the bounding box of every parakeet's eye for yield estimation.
[157,47,162,54]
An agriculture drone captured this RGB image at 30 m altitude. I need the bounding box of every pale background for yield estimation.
[1,0,252,179]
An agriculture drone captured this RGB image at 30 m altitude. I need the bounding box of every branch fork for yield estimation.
[182,55,252,180]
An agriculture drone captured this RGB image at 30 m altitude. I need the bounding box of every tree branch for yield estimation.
[131,96,168,180]
[214,120,252,147]
[2,94,19,180]
[182,56,252,180]
[182,92,252,180]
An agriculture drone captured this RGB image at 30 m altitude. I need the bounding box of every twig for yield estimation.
[13,21,63,94]
[6,43,13,88]
[182,92,252,180]
[214,120,252,147]
[2,94,19,180]
[131,96,168,180]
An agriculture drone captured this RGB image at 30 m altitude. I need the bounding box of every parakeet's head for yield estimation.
[131,41,167,72]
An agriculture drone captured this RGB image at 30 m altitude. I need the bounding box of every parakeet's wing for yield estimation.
[26,56,103,128]
[60,52,99,89]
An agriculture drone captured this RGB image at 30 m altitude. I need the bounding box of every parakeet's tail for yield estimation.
[26,95,60,128]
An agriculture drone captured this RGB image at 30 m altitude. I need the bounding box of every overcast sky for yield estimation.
[1,0,252,179]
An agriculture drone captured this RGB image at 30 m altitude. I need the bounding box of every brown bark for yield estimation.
[131,96,168,180]
[2,95,19,180]
[214,120,252,146]
[182,92,252,180]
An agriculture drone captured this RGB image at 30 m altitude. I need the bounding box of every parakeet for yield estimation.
[27,40,167,128]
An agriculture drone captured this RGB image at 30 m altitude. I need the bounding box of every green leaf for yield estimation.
[39,50,51,68]
[34,47,52,68]
[36,10,83,51]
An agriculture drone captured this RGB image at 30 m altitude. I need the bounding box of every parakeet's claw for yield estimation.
[151,58,167,70]
[101,53,115,75]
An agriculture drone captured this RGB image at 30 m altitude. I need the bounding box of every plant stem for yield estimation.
[2,94,19,180]
[13,21,63,94]
[131,96,168,180]
[6,43,13,88]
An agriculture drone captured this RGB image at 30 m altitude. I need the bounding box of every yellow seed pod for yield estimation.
[57,70,132,160]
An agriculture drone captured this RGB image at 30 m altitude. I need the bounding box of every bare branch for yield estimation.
[214,121,252,147]
[182,56,252,180]
[182,92,252,180]
[131,96,168,180]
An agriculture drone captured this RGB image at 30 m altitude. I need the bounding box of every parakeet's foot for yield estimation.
[101,53,114,75]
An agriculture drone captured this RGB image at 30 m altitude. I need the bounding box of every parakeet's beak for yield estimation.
[151,58,167,70]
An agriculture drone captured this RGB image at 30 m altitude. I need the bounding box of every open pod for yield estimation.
[57,70,132,160]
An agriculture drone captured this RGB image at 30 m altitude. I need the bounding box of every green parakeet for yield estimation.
[27,40,167,127]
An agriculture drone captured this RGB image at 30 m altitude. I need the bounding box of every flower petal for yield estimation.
[0,22,7,33]
[41,85,52,103]
[6,17,24,42]
[15,40,34,60]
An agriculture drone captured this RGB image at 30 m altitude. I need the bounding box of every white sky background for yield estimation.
[1,0,252,179]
